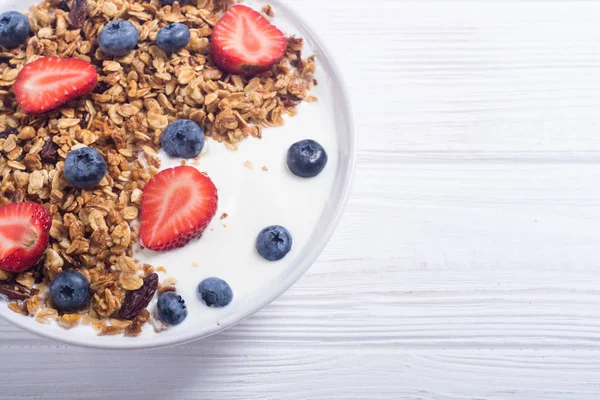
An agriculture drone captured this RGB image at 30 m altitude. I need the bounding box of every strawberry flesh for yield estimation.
[211,5,287,75]
[0,202,52,273]
[12,56,98,114]
[140,166,218,251]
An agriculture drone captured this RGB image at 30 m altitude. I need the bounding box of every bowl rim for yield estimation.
[0,0,357,349]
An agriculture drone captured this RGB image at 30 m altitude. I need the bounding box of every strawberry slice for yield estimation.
[12,57,98,114]
[211,5,287,76]
[140,166,218,251]
[0,202,52,273]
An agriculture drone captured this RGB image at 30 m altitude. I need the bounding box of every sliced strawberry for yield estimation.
[211,5,287,76]
[12,56,98,114]
[140,166,218,251]
[0,202,52,273]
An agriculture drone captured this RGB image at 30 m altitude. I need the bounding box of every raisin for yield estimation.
[69,0,88,29]
[79,111,89,128]
[40,138,59,164]
[0,281,37,301]
[119,273,159,320]
[57,0,70,11]
[94,81,109,94]
[32,255,46,284]
[280,93,301,108]
[61,252,83,269]
[287,36,303,48]
[0,127,17,139]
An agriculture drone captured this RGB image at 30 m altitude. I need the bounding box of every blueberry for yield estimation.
[256,225,293,261]
[49,270,90,312]
[197,278,233,308]
[57,0,70,11]
[98,20,139,57]
[0,12,30,49]
[160,119,204,159]
[157,292,187,325]
[286,139,328,178]
[156,23,190,54]
[160,0,190,6]
[64,147,107,190]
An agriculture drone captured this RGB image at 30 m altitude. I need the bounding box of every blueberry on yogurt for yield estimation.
[160,119,204,159]
[197,277,233,307]
[256,225,292,261]
[157,291,187,325]
[286,139,328,178]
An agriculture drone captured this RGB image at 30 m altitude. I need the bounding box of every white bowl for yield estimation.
[0,0,356,349]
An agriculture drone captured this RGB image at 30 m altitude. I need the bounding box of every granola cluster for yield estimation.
[0,0,316,335]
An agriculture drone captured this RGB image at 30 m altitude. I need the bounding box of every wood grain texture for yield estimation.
[3,0,600,398]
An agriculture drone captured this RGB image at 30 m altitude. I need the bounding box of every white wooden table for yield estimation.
[3,1,600,398]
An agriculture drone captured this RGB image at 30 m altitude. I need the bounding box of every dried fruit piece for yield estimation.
[94,81,109,93]
[31,255,46,284]
[61,252,83,269]
[40,138,59,163]
[69,0,88,29]
[57,0,70,11]
[119,273,158,320]
[0,127,17,139]
[280,94,301,108]
[0,281,38,301]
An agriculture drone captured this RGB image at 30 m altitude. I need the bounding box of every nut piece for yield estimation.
[40,139,59,164]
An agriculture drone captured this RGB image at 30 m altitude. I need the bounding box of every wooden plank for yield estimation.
[1,345,600,399]
[293,1,600,152]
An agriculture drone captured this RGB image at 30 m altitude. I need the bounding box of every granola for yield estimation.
[0,0,316,335]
